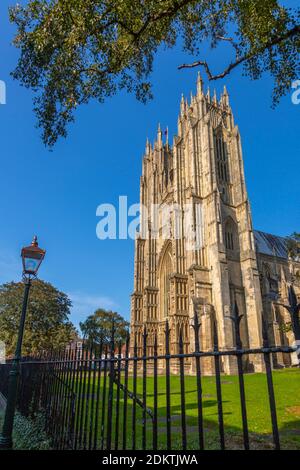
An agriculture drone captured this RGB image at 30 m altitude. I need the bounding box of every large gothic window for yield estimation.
[214,132,231,203]
[215,134,229,184]
[159,243,173,319]
[224,218,238,252]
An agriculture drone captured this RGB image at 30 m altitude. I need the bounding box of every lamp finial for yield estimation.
[31,236,38,247]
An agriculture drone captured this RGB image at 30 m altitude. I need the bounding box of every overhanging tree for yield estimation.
[0,280,77,356]
[9,0,300,147]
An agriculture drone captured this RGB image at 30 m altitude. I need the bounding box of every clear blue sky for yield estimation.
[0,1,299,329]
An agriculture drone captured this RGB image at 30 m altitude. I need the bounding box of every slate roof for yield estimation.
[254,230,288,259]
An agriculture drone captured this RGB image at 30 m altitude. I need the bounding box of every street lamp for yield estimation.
[0,236,45,449]
[21,236,46,276]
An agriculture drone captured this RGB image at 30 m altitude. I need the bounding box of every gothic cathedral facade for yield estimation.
[130,74,300,374]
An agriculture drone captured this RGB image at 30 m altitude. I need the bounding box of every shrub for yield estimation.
[12,411,52,450]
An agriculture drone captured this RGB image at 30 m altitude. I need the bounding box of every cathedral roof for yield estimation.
[254,230,288,259]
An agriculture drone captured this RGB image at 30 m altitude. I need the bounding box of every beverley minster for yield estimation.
[130,74,300,375]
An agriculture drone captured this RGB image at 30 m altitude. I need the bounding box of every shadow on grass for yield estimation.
[90,392,300,451]
[4,369,300,451]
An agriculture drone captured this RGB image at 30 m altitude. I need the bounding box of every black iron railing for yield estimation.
[0,309,297,451]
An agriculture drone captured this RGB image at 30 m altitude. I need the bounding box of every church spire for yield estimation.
[213,89,217,105]
[180,93,185,114]
[190,91,193,105]
[145,137,151,156]
[222,85,230,106]
[206,86,211,102]
[157,122,162,146]
[197,71,203,96]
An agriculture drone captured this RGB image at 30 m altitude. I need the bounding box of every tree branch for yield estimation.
[120,0,197,48]
[178,24,300,80]
[83,0,198,77]
[215,34,240,57]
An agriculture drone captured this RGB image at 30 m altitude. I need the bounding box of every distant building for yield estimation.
[66,338,84,360]
[66,338,129,365]
[130,74,300,374]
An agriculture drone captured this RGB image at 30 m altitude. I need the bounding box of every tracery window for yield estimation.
[215,134,230,184]
[224,218,237,251]
[159,243,173,318]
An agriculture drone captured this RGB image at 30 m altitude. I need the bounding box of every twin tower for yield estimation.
[130,74,264,374]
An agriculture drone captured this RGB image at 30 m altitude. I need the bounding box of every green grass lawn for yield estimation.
[70,368,300,450]
[1,368,300,450]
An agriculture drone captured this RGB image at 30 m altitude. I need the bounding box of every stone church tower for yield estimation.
[130,74,299,374]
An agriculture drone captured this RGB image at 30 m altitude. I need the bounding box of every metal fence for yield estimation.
[0,307,297,451]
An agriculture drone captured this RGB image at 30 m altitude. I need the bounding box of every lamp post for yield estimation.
[0,236,45,449]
